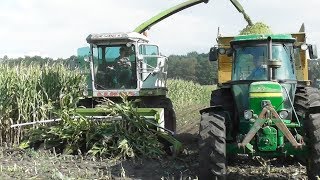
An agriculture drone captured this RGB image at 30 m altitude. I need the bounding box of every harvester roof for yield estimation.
[86,32,149,44]
[231,34,295,45]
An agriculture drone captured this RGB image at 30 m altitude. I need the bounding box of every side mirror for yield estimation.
[308,44,318,59]
[209,47,218,61]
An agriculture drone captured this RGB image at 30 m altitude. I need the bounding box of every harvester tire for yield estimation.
[161,97,176,133]
[147,97,176,133]
[294,87,320,179]
[199,111,226,180]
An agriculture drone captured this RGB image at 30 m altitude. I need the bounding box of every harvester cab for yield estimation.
[78,32,168,98]
[199,32,320,179]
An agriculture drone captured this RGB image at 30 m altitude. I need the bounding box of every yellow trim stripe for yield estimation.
[250,92,282,98]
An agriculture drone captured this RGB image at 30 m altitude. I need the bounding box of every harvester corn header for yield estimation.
[199,29,320,179]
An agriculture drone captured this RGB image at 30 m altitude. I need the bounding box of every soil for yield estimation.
[0,104,308,179]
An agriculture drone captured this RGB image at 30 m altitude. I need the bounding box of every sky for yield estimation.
[0,0,319,59]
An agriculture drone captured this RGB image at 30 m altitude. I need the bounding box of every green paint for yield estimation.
[257,126,277,151]
[249,82,284,115]
[133,0,209,33]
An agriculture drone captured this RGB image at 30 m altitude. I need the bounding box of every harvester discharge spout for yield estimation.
[134,0,210,34]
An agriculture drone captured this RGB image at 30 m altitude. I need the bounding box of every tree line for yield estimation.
[167,52,218,85]
[2,54,319,86]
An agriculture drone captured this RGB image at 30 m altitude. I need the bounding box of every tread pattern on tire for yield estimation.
[307,112,320,179]
[199,111,226,180]
[294,87,320,179]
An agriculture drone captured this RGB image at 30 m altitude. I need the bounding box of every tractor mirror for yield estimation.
[308,44,318,59]
[209,47,218,61]
[226,48,233,57]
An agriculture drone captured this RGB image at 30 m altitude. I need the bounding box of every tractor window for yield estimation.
[233,45,267,80]
[92,44,137,90]
[232,43,295,81]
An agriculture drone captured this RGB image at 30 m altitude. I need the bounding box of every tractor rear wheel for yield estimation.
[198,111,226,180]
[306,113,320,180]
[210,88,234,111]
[294,87,320,179]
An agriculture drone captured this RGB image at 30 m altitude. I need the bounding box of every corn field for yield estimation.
[0,63,85,144]
[0,63,214,157]
[167,79,215,111]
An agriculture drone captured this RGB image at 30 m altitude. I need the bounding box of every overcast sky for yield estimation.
[0,0,319,59]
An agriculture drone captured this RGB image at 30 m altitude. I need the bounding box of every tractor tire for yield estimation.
[294,87,320,117]
[293,87,320,179]
[306,113,320,180]
[198,111,226,180]
[210,87,237,139]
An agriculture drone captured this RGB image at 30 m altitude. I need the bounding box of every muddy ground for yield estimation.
[0,105,308,179]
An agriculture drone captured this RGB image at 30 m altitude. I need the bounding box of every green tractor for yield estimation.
[199,33,320,179]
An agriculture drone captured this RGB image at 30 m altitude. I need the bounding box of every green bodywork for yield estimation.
[134,0,209,33]
[224,34,307,157]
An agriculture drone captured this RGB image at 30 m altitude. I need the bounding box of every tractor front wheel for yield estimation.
[198,111,226,180]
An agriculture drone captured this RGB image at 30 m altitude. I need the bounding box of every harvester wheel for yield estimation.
[306,113,320,180]
[145,97,176,133]
[160,97,176,133]
[199,111,226,180]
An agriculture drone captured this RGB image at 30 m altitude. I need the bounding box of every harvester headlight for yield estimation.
[279,110,289,119]
[244,110,253,120]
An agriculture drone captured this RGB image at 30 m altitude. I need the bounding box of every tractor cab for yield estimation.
[229,34,298,129]
[77,32,168,98]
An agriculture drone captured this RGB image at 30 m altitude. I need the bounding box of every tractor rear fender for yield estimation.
[200,105,225,115]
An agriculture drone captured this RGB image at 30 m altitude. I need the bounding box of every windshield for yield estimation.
[92,44,137,90]
[232,43,295,81]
